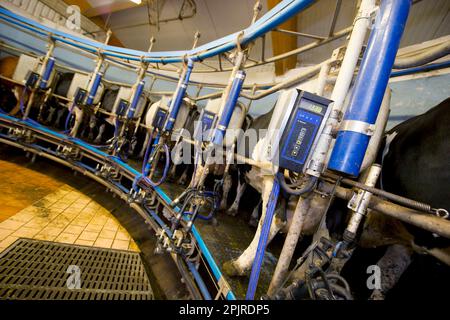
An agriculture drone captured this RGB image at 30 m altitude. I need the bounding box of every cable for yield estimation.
[277,171,318,196]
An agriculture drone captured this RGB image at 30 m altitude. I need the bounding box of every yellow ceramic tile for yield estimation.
[51,216,72,228]
[128,241,140,252]
[90,216,107,226]
[75,239,94,246]
[12,226,40,238]
[94,237,113,249]
[55,233,78,244]
[99,229,116,239]
[24,217,50,229]
[103,219,119,232]
[115,231,130,241]
[70,217,91,227]
[34,233,57,241]
[0,228,13,241]
[0,235,19,249]
[63,225,85,235]
[40,226,64,237]
[0,219,26,231]
[85,224,103,232]
[9,212,35,223]
[78,230,98,241]
[111,239,129,250]
[50,202,70,210]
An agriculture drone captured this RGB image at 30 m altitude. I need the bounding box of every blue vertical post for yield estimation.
[328,0,411,177]
[39,57,55,89]
[86,72,103,105]
[163,59,194,133]
[246,179,280,300]
[127,80,145,119]
[212,70,246,146]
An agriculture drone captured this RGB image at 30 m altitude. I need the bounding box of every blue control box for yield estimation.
[74,87,87,105]
[194,109,217,142]
[278,91,332,173]
[152,107,168,130]
[117,99,129,116]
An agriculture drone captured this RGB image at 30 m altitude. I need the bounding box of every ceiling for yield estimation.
[81,0,450,68]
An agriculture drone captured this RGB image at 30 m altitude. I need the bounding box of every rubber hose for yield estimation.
[277,172,318,196]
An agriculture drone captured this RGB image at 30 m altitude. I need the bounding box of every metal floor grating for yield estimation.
[0,238,153,300]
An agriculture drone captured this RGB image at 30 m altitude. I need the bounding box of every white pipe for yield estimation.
[315,61,331,95]
[360,88,391,171]
[305,0,376,177]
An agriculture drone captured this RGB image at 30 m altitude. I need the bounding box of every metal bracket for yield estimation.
[340,120,375,136]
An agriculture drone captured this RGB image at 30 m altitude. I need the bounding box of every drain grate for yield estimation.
[0,238,153,300]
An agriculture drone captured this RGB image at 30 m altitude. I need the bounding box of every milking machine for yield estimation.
[168,47,247,244]
[111,38,156,159]
[246,90,334,300]
[18,37,56,121]
[64,31,112,138]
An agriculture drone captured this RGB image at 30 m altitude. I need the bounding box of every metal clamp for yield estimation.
[340,120,375,136]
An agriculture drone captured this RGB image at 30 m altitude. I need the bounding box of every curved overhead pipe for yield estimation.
[0,0,315,63]
[393,40,450,69]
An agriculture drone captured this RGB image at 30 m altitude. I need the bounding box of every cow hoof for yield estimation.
[227,208,238,216]
[248,217,258,228]
[211,218,218,227]
[369,290,385,300]
[219,202,227,212]
[223,260,247,277]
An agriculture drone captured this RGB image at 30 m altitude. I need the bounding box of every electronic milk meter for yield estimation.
[152,107,168,130]
[276,90,332,173]
[194,109,217,142]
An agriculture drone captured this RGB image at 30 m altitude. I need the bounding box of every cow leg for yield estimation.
[88,114,97,141]
[138,131,151,158]
[227,170,247,216]
[223,177,285,277]
[94,124,105,144]
[219,173,232,211]
[46,107,55,124]
[168,163,178,181]
[370,244,413,300]
[249,199,262,227]
[10,86,22,116]
[180,165,192,185]
[70,107,83,137]
[55,108,65,127]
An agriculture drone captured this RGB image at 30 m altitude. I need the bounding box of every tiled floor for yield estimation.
[0,184,139,253]
[0,159,63,222]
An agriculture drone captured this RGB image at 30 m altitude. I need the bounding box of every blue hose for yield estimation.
[136,138,170,188]
[186,260,212,300]
[245,179,280,300]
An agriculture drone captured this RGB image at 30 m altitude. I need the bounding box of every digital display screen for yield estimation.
[300,99,324,115]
